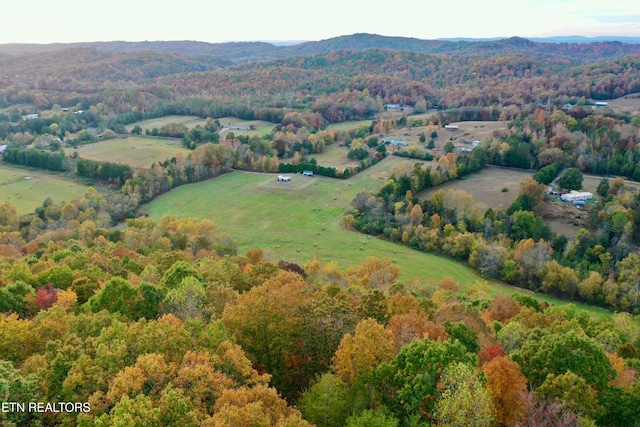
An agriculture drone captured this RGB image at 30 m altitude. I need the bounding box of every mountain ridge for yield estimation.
[1,33,639,65]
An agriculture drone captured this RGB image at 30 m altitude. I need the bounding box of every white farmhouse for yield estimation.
[560,191,593,202]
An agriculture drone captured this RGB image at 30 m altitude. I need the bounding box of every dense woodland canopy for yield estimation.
[2,34,640,425]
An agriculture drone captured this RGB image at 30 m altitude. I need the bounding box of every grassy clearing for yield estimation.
[75,137,191,168]
[124,115,207,133]
[308,144,359,169]
[418,166,533,214]
[0,163,88,214]
[144,157,610,318]
[582,173,640,194]
[326,120,373,133]
[144,168,483,286]
[217,116,275,138]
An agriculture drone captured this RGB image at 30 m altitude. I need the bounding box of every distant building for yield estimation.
[595,102,608,107]
[471,140,481,147]
[444,125,459,130]
[277,175,291,182]
[27,114,39,120]
[384,104,402,110]
[302,170,314,176]
[382,138,408,146]
[0,144,7,154]
[561,191,593,202]
[457,147,473,153]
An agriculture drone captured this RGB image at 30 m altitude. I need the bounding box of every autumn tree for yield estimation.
[482,356,527,426]
[222,271,311,400]
[433,362,496,427]
[537,371,602,421]
[205,384,311,427]
[482,294,522,324]
[373,338,476,424]
[0,201,20,232]
[352,257,400,290]
[333,318,394,385]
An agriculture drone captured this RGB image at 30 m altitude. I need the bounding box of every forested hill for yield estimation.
[0,49,231,85]
[1,46,639,113]
[2,33,640,64]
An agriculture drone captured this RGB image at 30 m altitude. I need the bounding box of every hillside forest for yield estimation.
[2,34,640,426]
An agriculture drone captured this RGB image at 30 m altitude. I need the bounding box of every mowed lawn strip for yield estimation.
[75,137,190,168]
[144,158,610,318]
[0,164,88,214]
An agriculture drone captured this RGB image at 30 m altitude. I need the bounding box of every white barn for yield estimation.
[277,175,291,182]
[560,191,593,202]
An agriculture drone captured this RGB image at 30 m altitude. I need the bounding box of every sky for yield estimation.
[1,0,639,44]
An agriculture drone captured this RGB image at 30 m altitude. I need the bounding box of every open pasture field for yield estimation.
[217,116,275,138]
[124,115,207,133]
[308,144,360,169]
[417,166,533,214]
[145,156,484,285]
[144,158,610,317]
[581,173,640,194]
[75,137,190,168]
[594,92,640,115]
[0,163,88,214]
[381,120,507,151]
[326,120,373,133]
[444,120,508,142]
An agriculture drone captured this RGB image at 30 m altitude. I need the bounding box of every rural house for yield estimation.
[560,191,593,202]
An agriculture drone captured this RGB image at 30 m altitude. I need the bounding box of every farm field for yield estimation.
[217,116,275,138]
[308,144,359,168]
[74,136,190,168]
[326,119,373,133]
[0,163,88,214]
[382,120,507,151]
[581,173,640,194]
[144,157,609,317]
[145,157,484,286]
[124,115,208,133]
[417,166,533,214]
[593,92,640,115]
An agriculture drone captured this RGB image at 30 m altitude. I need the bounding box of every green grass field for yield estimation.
[144,157,610,318]
[309,144,359,168]
[218,117,275,138]
[124,115,208,133]
[0,163,89,214]
[326,120,373,133]
[75,137,191,168]
[144,168,482,286]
